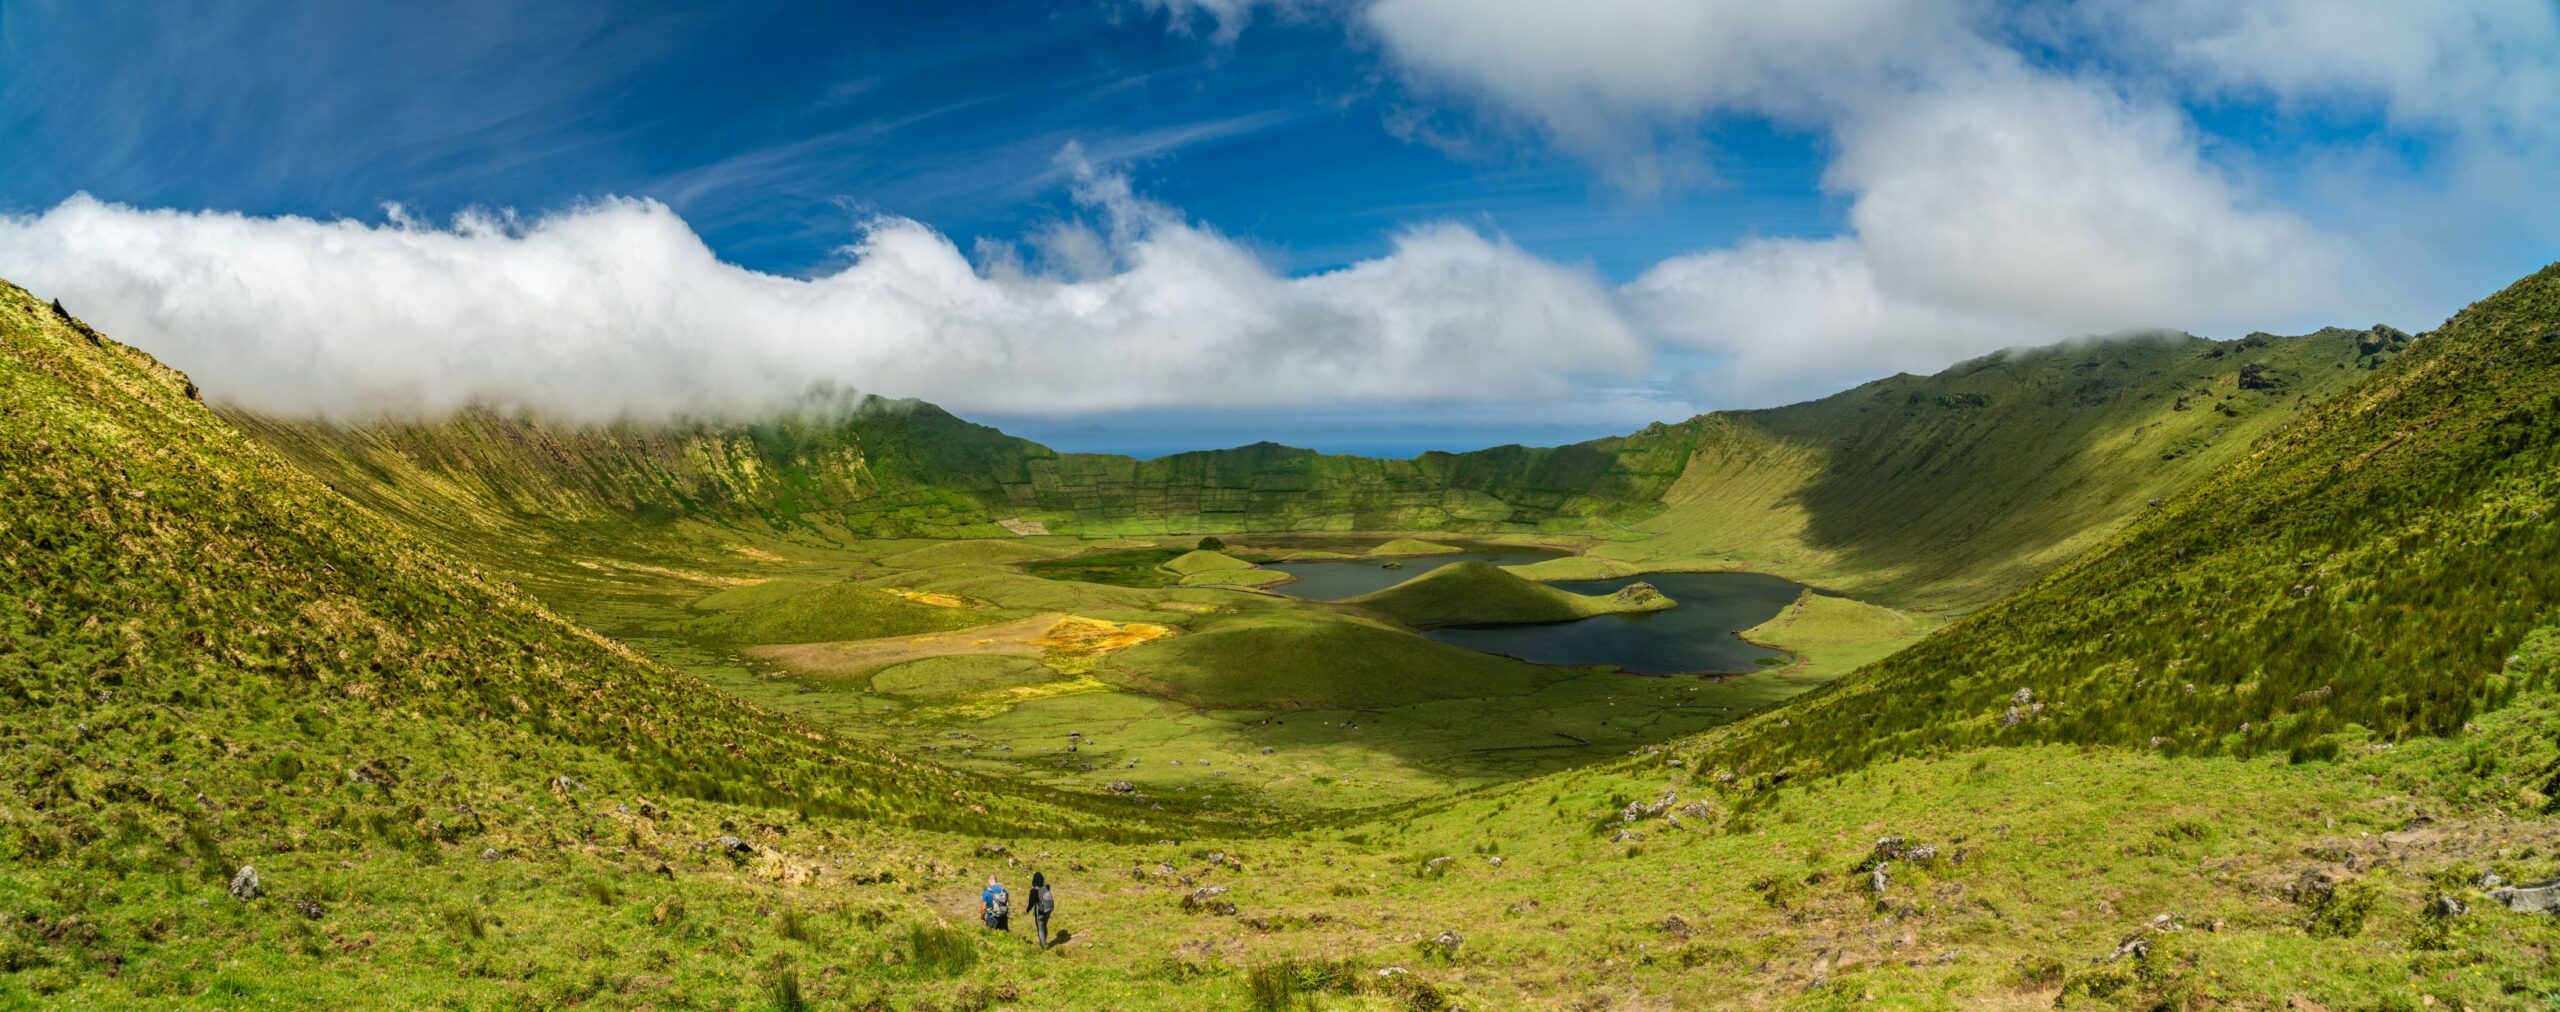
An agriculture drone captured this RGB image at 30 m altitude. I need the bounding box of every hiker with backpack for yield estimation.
[981,876,1011,931]
[1028,871,1056,949]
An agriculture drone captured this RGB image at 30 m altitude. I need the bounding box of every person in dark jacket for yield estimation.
[1027,871,1056,949]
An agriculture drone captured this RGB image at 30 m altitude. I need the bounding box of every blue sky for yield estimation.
[2,1,2554,456]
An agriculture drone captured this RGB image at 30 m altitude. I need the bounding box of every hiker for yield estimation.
[1028,871,1056,949]
[980,876,1011,931]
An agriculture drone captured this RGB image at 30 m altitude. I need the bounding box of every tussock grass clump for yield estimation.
[902,923,977,978]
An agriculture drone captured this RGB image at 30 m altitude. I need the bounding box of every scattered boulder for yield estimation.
[713,835,755,856]
[2108,913,2183,962]
[1658,914,1692,938]
[2490,879,2560,914]
[229,866,261,901]
[1181,885,1235,915]
[1107,780,1136,794]
[1260,747,1274,755]
[1869,862,1891,894]
[548,774,583,795]
[2478,871,2506,890]
[1427,930,1463,958]
[1619,790,1677,823]
[1421,856,1454,877]
[2012,687,2034,706]
[479,847,502,862]
[2433,895,2469,918]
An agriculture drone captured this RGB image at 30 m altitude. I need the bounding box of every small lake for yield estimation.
[1266,551,1803,675]
[1259,545,1570,600]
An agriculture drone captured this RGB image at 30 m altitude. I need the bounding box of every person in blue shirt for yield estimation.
[980,876,1010,931]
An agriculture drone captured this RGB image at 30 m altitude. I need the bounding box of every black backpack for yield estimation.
[1033,885,1054,915]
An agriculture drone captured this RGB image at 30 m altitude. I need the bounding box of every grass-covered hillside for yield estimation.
[234,326,2396,618]
[1701,264,2560,781]
[1606,326,2408,608]
[1348,562,1672,628]
[0,281,1172,842]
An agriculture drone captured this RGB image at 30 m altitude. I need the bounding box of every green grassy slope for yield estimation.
[0,281,1176,845]
[1348,561,1672,628]
[1607,326,2407,608]
[1702,265,2560,781]
[679,578,1014,647]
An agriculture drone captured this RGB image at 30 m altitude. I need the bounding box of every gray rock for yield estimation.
[1106,780,1136,793]
[479,847,501,862]
[2490,879,2560,914]
[2012,687,2034,705]
[549,774,582,794]
[1869,861,1891,894]
[229,865,261,901]
[1429,929,1463,957]
[2433,895,2469,918]
[1619,790,1677,823]
[1181,885,1235,915]
[714,835,754,855]
[2478,871,2506,890]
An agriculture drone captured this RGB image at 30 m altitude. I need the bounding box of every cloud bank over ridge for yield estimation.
[0,164,1648,422]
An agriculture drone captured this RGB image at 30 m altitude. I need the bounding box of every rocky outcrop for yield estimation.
[2491,879,2560,914]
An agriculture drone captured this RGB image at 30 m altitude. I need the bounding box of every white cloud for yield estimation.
[1279,1,2390,402]
[0,172,1648,422]
[2072,0,2560,142]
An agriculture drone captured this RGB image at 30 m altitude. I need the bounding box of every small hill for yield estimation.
[1177,567,1295,589]
[1163,548,1253,575]
[1365,537,1462,557]
[1348,562,1673,628]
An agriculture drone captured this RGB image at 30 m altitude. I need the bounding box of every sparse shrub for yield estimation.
[2305,878,2379,939]
[775,907,811,942]
[2057,964,2136,1002]
[1197,537,1225,551]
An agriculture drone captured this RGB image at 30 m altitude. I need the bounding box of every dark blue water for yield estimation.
[1425,571,1801,675]
[1270,555,1803,675]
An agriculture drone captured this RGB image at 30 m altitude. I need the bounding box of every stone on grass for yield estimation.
[2491,879,2560,914]
[229,865,261,901]
[1181,885,1235,915]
